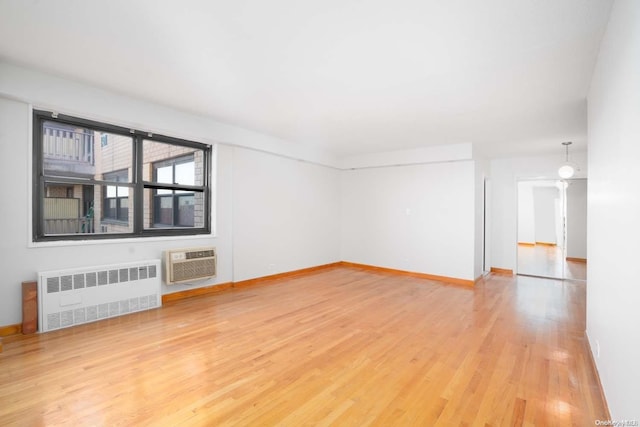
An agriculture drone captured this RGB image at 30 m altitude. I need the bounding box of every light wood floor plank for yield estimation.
[0,267,608,425]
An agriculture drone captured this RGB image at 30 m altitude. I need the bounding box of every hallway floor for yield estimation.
[517,244,586,280]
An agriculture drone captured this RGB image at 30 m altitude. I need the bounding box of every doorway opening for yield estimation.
[516,179,587,280]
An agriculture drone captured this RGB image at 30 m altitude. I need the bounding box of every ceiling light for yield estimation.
[558,164,575,179]
[558,142,578,179]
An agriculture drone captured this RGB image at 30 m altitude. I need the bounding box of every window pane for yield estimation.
[106,185,117,197]
[98,182,133,231]
[177,195,195,226]
[143,139,202,186]
[143,188,205,229]
[143,139,198,164]
[157,196,173,225]
[42,121,98,178]
[104,198,116,219]
[175,161,195,186]
[43,121,133,183]
[45,183,75,199]
[156,165,173,184]
[102,169,131,223]
[103,169,129,183]
[118,198,129,222]
[43,183,133,235]
[97,135,133,182]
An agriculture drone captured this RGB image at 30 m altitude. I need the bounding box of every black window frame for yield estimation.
[33,109,212,241]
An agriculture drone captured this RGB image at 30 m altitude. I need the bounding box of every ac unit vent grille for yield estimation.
[165,247,216,284]
[38,260,161,333]
[173,259,216,282]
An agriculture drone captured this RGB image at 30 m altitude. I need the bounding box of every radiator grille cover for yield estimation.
[165,247,217,284]
[38,260,161,333]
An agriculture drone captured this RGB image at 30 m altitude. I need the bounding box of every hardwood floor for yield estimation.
[517,243,587,280]
[0,266,607,426]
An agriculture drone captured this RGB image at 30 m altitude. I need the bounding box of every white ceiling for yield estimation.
[0,0,612,158]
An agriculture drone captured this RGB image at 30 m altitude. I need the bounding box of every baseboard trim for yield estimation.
[584,333,611,420]
[566,257,587,263]
[0,323,21,337]
[490,267,514,276]
[233,262,342,289]
[162,282,234,304]
[339,261,475,287]
[163,262,343,303]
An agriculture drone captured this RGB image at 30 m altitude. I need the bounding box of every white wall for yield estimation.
[232,148,340,281]
[566,179,587,259]
[587,0,640,418]
[0,61,338,168]
[0,60,482,327]
[339,143,472,169]
[490,153,587,271]
[533,187,560,244]
[340,161,476,281]
[0,96,237,326]
[0,64,341,326]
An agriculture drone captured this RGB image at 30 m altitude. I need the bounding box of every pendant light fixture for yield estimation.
[558,141,578,179]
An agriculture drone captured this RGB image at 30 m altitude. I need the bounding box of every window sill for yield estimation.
[28,232,216,248]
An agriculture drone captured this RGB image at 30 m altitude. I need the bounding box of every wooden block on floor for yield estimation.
[22,281,38,334]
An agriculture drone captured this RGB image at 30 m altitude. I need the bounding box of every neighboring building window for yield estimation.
[153,155,195,227]
[103,170,129,223]
[32,110,212,241]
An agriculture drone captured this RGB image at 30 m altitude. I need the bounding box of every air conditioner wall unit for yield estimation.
[165,247,217,284]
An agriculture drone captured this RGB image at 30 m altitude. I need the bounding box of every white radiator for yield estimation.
[38,259,162,333]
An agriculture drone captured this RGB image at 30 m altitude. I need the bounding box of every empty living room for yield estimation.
[0,0,638,425]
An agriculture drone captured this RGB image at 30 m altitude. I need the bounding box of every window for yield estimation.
[33,110,212,241]
[103,170,129,223]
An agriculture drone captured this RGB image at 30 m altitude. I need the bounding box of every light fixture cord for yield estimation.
[565,144,569,162]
